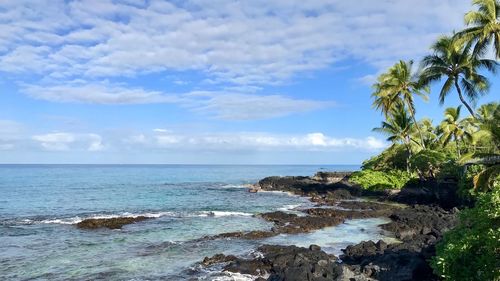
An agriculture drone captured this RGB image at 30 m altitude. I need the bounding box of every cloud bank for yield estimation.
[0,0,469,116]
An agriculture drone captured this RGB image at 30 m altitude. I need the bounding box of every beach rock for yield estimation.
[312,171,352,183]
[305,206,392,221]
[341,242,437,281]
[204,230,277,240]
[336,201,400,212]
[223,245,340,281]
[390,181,462,209]
[339,204,459,281]
[380,205,458,241]
[75,216,150,229]
[261,211,345,234]
[202,254,238,266]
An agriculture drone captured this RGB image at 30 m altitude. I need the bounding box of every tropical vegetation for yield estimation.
[356,1,500,280]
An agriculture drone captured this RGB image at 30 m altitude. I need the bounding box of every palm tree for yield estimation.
[456,0,500,58]
[373,104,415,170]
[375,60,429,148]
[417,118,440,149]
[439,106,474,157]
[421,36,498,117]
[474,102,500,151]
[372,76,403,119]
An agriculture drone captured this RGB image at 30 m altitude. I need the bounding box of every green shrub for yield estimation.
[362,144,409,172]
[458,164,485,199]
[409,149,447,178]
[349,169,412,191]
[431,188,500,281]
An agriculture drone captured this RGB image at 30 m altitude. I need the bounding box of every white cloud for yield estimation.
[184,91,333,120]
[32,132,75,151]
[22,84,332,120]
[136,130,388,151]
[0,0,469,86]
[32,132,105,151]
[22,83,178,104]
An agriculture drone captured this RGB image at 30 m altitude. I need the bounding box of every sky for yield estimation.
[0,0,499,164]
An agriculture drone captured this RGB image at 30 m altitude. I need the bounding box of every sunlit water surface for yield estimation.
[0,165,395,280]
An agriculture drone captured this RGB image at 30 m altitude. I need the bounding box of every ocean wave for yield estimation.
[209,271,260,281]
[6,210,255,225]
[277,204,303,212]
[197,211,254,217]
[219,184,248,189]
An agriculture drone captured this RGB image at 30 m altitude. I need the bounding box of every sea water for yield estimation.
[0,165,395,280]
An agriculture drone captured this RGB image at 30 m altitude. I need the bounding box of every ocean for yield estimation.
[0,164,395,280]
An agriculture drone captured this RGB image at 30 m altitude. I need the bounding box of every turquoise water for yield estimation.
[0,165,394,280]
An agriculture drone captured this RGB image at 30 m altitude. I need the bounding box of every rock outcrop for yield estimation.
[76,216,150,229]
[208,244,340,281]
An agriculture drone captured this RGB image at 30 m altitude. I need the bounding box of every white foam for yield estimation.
[257,190,299,197]
[219,184,248,189]
[35,211,177,225]
[198,211,254,217]
[21,210,254,225]
[209,271,261,281]
[277,204,302,211]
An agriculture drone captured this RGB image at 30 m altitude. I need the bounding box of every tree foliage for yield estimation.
[432,188,500,281]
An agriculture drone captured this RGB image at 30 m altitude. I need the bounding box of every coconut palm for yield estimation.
[474,102,500,151]
[373,104,415,170]
[421,36,498,117]
[417,118,440,149]
[456,0,500,58]
[373,60,429,148]
[372,76,403,119]
[439,106,474,157]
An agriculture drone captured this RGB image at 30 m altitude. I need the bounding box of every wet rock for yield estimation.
[223,245,340,281]
[309,244,321,251]
[380,205,458,241]
[205,230,277,240]
[339,204,459,281]
[224,259,271,276]
[202,254,238,266]
[261,211,345,234]
[76,216,150,229]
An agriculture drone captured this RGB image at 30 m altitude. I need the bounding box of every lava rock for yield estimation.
[76,216,150,229]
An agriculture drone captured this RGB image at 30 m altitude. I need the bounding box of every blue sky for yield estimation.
[0,0,498,164]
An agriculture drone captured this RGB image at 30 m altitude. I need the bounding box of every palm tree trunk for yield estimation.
[404,139,412,172]
[454,79,476,118]
[455,135,461,158]
[408,106,426,149]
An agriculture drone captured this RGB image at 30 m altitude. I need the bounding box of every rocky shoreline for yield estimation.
[197,171,461,281]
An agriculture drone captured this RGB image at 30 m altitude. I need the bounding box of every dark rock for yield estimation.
[380,205,458,241]
[76,216,150,229]
[224,259,270,275]
[261,211,345,234]
[390,181,462,209]
[337,201,400,212]
[339,204,459,281]
[202,254,237,266]
[312,171,352,183]
[309,244,321,251]
[205,230,277,240]
[223,245,340,281]
[257,175,364,199]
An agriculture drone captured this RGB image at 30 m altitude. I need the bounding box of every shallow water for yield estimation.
[0,164,395,280]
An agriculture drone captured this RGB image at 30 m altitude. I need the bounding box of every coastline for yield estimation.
[191,171,459,281]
